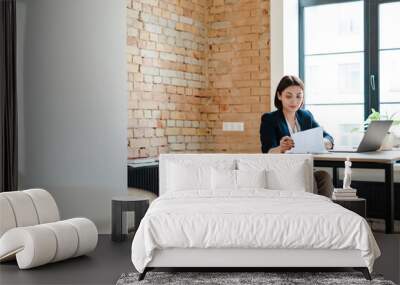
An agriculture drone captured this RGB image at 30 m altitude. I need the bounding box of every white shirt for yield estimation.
[286,118,301,135]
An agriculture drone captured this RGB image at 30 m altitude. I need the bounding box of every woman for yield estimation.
[259,75,334,197]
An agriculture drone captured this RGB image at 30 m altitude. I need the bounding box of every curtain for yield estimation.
[0,0,18,192]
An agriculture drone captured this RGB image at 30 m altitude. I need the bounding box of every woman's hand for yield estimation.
[324,138,333,150]
[279,136,295,153]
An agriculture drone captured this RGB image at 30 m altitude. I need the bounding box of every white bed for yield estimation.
[131,154,380,280]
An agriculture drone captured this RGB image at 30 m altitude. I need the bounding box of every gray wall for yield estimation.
[17,0,127,233]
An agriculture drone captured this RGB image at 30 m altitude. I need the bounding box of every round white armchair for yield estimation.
[0,189,98,269]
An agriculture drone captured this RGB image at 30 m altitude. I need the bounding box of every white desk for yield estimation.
[313,150,400,234]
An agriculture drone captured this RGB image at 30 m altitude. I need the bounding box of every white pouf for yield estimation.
[0,189,98,269]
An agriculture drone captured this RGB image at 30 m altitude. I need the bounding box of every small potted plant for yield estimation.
[352,109,400,150]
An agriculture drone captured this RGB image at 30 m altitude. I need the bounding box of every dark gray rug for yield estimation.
[116,271,396,285]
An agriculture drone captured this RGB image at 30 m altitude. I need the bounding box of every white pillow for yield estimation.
[167,162,211,191]
[266,162,307,191]
[211,168,237,190]
[237,157,309,192]
[236,169,267,189]
[211,168,268,190]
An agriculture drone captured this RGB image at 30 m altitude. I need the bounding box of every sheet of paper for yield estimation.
[288,127,328,154]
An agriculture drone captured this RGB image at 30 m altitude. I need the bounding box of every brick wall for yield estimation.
[127,0,270,158]
[206,0,270,153]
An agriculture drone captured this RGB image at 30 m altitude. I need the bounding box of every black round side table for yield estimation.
[111,196,149,242]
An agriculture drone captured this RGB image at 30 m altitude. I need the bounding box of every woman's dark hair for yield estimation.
[274,75,305,110]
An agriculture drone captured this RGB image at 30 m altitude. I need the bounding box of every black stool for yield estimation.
[111,196,149,242]
[332,198,366,218]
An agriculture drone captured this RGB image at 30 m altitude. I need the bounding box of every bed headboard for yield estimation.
[159,153,314,196]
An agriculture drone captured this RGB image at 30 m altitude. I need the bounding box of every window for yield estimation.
[300,0,400,145]
[379,2,400,117]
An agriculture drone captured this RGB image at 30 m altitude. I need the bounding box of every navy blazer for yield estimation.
[259,109,334,153]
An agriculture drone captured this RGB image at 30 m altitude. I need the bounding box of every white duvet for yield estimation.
[131,190,380,273]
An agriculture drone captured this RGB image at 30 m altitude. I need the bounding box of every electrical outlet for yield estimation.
[223,122,244,132]
[222,122,231,131]
[235,122,244,131]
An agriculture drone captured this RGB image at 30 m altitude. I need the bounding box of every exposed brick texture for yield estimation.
[127,0,270,158]
[206,0,270,153]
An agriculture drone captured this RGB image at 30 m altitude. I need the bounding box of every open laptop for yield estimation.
[330,120,393,153]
